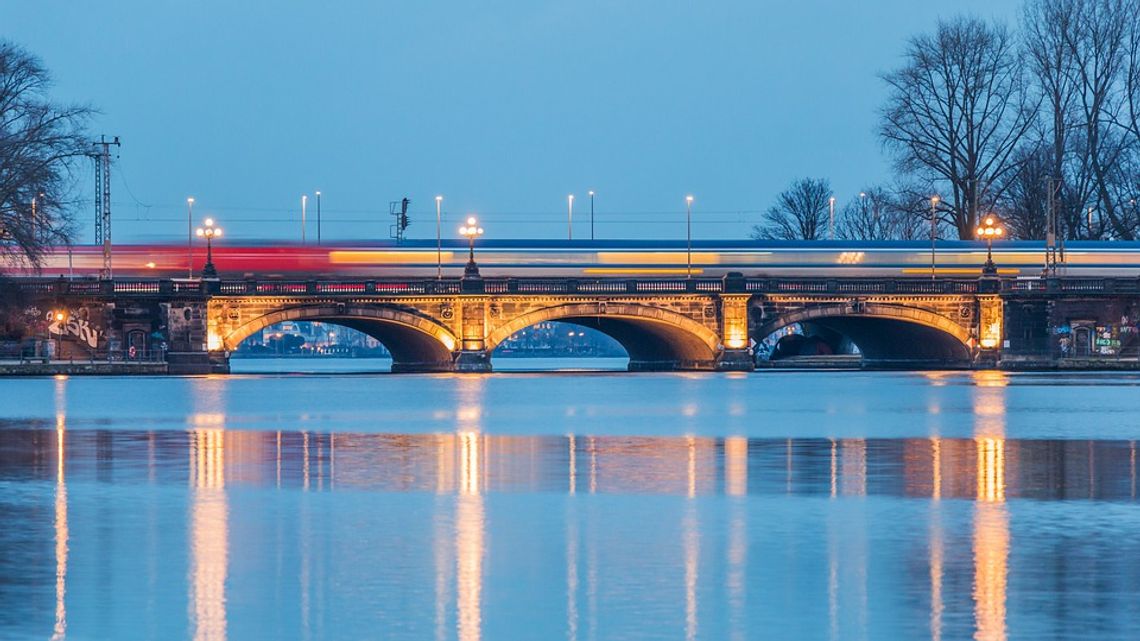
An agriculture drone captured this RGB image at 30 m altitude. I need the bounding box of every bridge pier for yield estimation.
[454,351,492,373]
[391,360,456,373]
[715,349,754,372]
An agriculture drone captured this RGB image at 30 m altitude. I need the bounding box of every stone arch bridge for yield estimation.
[6,274,1034,373]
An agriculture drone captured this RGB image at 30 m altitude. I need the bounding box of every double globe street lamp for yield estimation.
[196,217,223,279]
[976,215,1004,275]
[459,216,484,278]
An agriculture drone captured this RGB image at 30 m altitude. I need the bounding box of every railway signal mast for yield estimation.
[390,197,410,243]
[90,135,120,279]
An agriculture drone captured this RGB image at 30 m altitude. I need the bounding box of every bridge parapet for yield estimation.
[5,275,1004,298]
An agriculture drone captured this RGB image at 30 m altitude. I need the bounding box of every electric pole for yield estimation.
[90,136,120,280]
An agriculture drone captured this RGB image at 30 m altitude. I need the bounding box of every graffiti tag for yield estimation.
[47,311,100,348]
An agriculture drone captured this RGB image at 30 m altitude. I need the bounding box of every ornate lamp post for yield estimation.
[195,217,223,279]
[976,215,1004,275]
[459,216,484,278]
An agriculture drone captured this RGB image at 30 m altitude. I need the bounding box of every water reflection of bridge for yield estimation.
[40,432,1109,502]
[16,379,1138,640]
[16,431,1139,501]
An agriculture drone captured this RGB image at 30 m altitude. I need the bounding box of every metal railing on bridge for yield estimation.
[7,275,1140,298]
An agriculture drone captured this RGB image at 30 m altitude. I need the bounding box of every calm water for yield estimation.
[3,363,1140,640]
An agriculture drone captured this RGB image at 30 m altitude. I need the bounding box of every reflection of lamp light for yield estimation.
[725,328,748,349]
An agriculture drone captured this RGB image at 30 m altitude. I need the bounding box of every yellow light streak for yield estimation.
[582,268,704,275]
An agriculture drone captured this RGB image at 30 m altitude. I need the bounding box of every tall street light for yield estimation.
[301,195,308,244]
[828,196,836,240]
[435,195,444,279]
[589,190,595,240]
[186,197,195,279]
[567,194,574,240]
[315,191,322,245]
[930,195,940,280]
[196,217,223,279]
[686,195,694,278]
[976,215,1004,275]
[459,216,484,278]
[31,192,45,242]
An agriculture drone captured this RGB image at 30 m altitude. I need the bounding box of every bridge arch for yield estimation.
[485,302,722,370]
[222,304,459,372]
[756,302,974,367]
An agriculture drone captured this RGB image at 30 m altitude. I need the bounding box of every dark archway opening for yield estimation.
[491,314,720,371]
[761,316,972,369]
[492,321,628,371]
[770,325,854,360]
[230,317,455,373]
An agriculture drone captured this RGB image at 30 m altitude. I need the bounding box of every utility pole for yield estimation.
[90,136,120,280]
[301,194,308,244]
[316,191,322,245]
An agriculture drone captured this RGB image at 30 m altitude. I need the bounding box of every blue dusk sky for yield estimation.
[5,0,1020,243]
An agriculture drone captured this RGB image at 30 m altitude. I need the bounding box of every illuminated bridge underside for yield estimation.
[484,302,723,371]
[222,305,458,372]
[213,296,752,373]
[757,301,983,368]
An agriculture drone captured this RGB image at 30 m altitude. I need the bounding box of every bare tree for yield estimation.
[752,178,831,240]
[884,182,947,240]
[999,145,1052,238]
[1126,0,1140,146]
[880,17,1038,239]
[836,187,899,240]
[1062,0,1135,238]
[1023,0,1082,237]
[0,40,90,268]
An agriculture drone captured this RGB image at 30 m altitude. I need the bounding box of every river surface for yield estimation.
[2,360,1140,640]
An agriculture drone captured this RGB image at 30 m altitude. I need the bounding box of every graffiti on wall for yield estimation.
[46,310,101,348]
